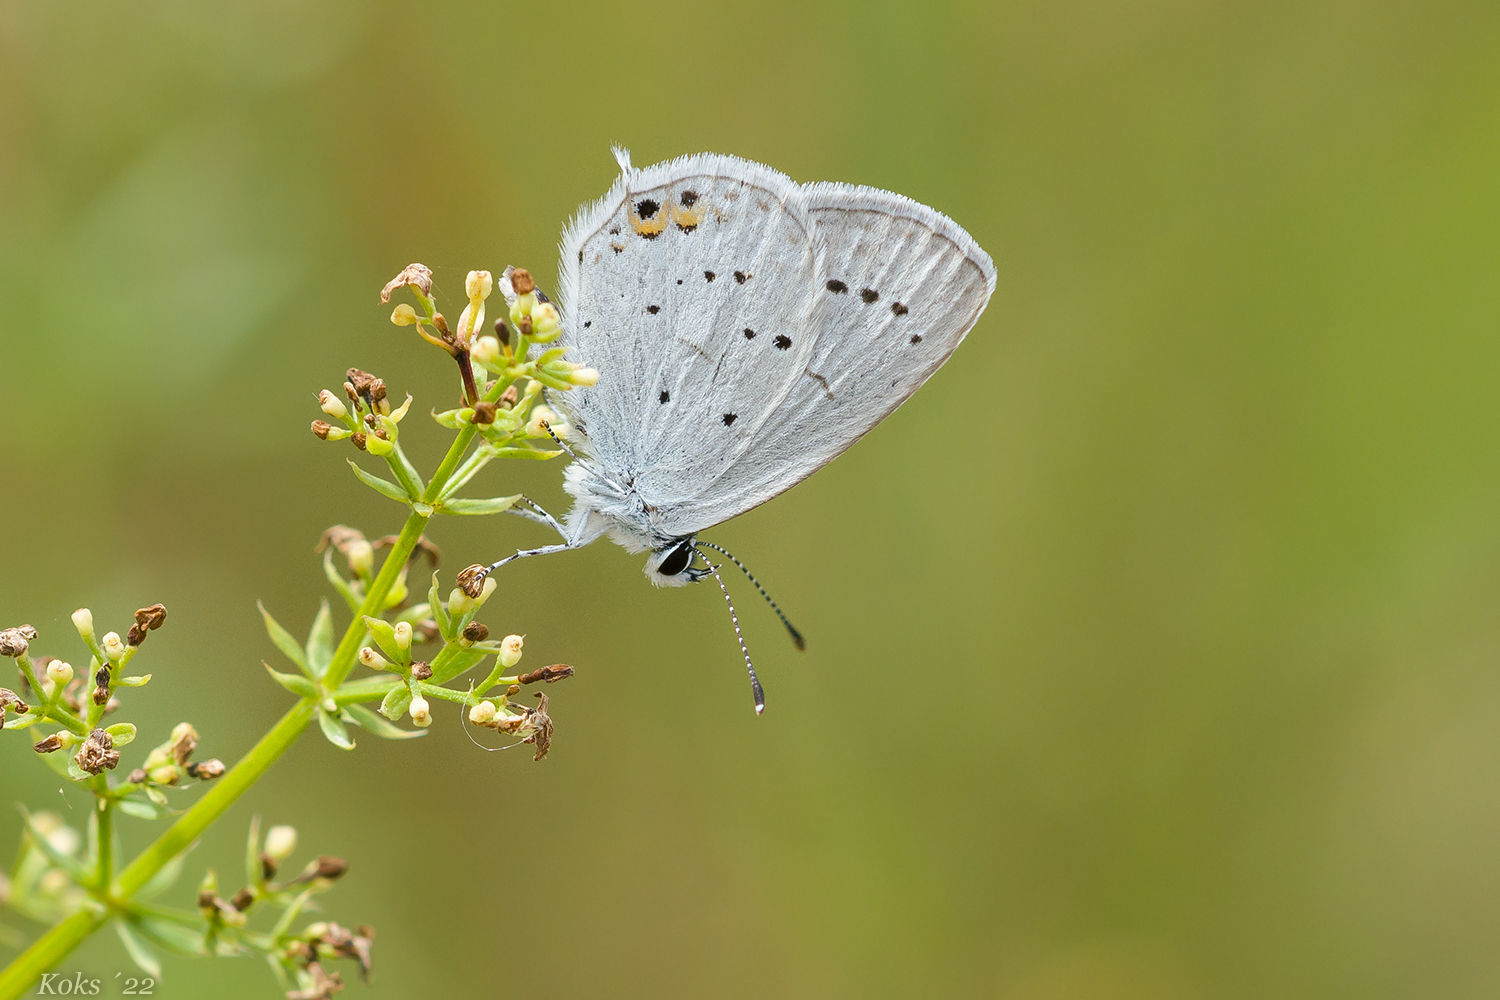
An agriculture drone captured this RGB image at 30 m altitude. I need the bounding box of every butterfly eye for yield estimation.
[656,541,695,578]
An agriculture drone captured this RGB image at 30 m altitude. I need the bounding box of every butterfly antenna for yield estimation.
[696,541,806,650]
[697,552,766,715]
[536,419,579,461]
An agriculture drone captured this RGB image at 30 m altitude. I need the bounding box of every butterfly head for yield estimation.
[644,536,702,587]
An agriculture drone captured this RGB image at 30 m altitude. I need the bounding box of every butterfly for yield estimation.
[486,148,995,712]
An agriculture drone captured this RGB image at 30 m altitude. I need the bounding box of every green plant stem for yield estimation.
[0,909,106,1000]
[92,789,112,892]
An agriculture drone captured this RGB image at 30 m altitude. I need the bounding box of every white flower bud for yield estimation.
[391,303,418,326]
[394,621,412,651]
[319,389,348,420]
[46,660,73,686]
[358,646,388,670]
[472,335,502,367]
[264,825,297,861]
[570,367,601,387]
[347,539,374,577]
[448,588,475,617]
[499,634,524,669]
[101,632,125,660]
[525,405,558,438]
[408,696,431,727]
[474,576,497,609]
[466,270,493,301]
[531,301,561,338]
[468,700,497,725]
[71,608,95,643]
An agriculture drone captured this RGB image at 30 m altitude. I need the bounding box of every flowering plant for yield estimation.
[0,264,590,998]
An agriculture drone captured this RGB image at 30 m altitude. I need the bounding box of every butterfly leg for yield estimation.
[481,540,576,576]
[506,495,571,543]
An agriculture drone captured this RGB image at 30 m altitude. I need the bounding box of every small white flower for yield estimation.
[71,608,95,643]
[394,621,412,651]
[264,825,298,861]
[46,660,73,686]
[409,696,431,727]
[101,632,125,660]
[347,539,374,577]
[499,634,524,669]
[468,700,497,725]
[319,389,348,420]
[358,646,388,670]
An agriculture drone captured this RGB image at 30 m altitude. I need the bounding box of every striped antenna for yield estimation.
[696,551,765,715]
[696,541,806,650]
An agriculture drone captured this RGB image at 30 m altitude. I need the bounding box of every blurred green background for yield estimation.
[3,0,1500,996]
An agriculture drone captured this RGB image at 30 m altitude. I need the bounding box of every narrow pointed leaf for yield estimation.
[347,459,412,503]
[117,800,158,821]
[19,809,87,881]
[135,851,187,902]
[439,494,524,516]
[360,616,403,665]
[258,602,310,676]
[428,571,451,638]
[305,600,335,678]
[245,815,262,887]
[379,685,412,722]
[317,709,355,750]
[344,703,426,740]
[488,446,564,460]
[323,550,361,613]
[264,662,317,698]
[130,913,205,956]
[116,919,163,978]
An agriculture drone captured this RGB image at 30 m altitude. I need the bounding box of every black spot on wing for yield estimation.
[583,321,591,328]
[909,334,923,344]
[734,271,748,283]
[659,390,670,403]
[826,279,847,294]
[647,305,660,315]
[722,413,737,426]
[860,288,879,303]
[680,190,699,207]
[743,328,755,339]
[704,270,716,282]
[578,250,583,263]
[891,301,908,316]
[635,199,660,219]
[611,243,625,254]
[773,334,792,350]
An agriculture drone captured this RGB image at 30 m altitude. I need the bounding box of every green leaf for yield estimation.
[116,799,158,821]
[135,851,187,902]
[360,616,403,665]
[378,685,412,722]
[116,919,163,978]
[245,815,262,887]
[439,494,524,516]
[317,709,354,750]
[144,786,168,807]
[105,723,137,746]
[19,808,87,881]
[66,758,91,782]
[488,445,564,460]
[344,703,425,740]
[430,649,487,685]
[323,550,361,613]
[130,912,205,957]
[4,713,44,730]
[347,459,413,503]
[258,602,310,677]
[305,600,335,678]
[264,663,317,699]
[117,674,152,687]
[428,572,451,639]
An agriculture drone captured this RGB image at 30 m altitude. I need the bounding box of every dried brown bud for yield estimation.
[187,758,225,780]
[455,564,487,599]
[498,384,519,410]
[525,692,553,761]
[230,886,254,911]
[91,686,109,706]
[373,427,390,441]
[0,688,28,715]
[507,683,521,696]
[126,623,148,646]
[493,318,510,347]
[95,665,110,688]
[311,419,332,440]
[0,626,37,658]
[351,432,367,451]
[170,723,199,765]
[410,661,432,681]
[32,733,65,754]
[307,856,348,881]
[127,768,148,784]
[369,378,388,404]
[461,622,489,643]
[379,262,433,304]
[433,313,450,337]
[472,401,497,425]
[346,368,379,398]
[520,664,575,685]
[74,728,120,774]
[510,268,536,295]
[344,381,359,402]
[197,889,217,910]
[261,853,278,881]
[136,604,168,631]
[518,315,533,337]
